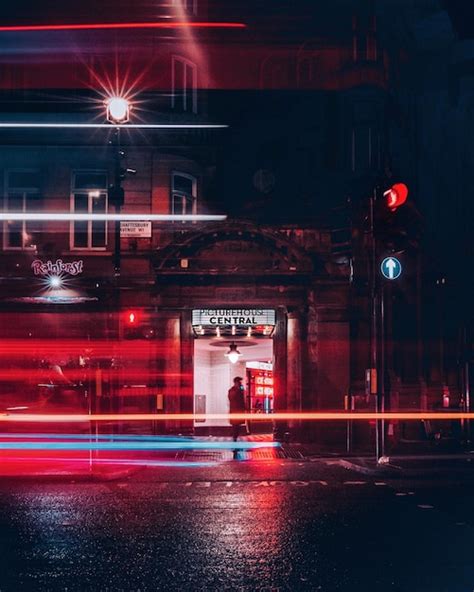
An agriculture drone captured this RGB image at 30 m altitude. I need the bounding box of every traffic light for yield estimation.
[383,183,408,210]
[123,310,140,339]
[123,310,155,339]
[375,182,420,253]
[126,310,138,325]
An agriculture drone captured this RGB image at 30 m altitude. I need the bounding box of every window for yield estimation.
[71,171,107,249]
[3,170,41,250]
[352,15,378,63]
[171,172,197,216]
[297,56,318,88]
[171,56,197,113]
[351,125,381,172]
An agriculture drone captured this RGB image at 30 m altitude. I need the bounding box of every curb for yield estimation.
[0,467,138,483]
[321,457,474,478]
[321,458,396,476]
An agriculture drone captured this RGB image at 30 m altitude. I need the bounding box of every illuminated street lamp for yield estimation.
[106,96,130,124]
[105,95,133,275]
[225,342,242,364]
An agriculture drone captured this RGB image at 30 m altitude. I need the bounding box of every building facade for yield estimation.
[0,0,468,447]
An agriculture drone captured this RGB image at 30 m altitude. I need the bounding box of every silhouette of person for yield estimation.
[228,376,246,442]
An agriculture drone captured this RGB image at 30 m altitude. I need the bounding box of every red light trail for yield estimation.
[0,412,473,422]
[0,22,246,33]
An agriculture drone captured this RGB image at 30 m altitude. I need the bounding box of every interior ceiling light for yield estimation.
[225,342,242,364]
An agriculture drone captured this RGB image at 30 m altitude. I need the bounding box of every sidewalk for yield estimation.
[317,453,474,478]
[0,433,300,480]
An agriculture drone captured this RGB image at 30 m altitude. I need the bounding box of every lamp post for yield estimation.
[106,96,131,276]
[105,96,131,425]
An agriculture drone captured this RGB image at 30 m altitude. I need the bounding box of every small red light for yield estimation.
[384,183,408,210]
[126,311,137,324]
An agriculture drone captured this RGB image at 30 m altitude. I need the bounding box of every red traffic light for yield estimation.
[126,311,138,324]
[384,183,408,210]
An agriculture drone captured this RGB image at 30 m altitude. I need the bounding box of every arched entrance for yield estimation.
[153,222,316,435]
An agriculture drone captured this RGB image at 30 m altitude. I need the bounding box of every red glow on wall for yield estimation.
[1,411,473,422]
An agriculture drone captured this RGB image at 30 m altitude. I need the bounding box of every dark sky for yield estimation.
[1,2,473,41]
[444,0,474,38]
[0,1,352,45]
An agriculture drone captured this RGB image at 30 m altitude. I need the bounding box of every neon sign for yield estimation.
[31,259,84,276]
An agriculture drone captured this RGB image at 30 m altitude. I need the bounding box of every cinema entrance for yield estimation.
[192,308,276,434]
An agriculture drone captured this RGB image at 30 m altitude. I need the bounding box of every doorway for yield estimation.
[193,334,273,433]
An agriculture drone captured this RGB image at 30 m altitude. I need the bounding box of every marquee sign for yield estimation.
[192,309,276,327]
[31,259,84,276]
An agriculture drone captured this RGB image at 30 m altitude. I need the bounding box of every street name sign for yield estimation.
[380,257,402,280]
[120,221,152,238]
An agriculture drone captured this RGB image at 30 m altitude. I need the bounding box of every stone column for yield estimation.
[180,311,194,433]
[287,309,305,437]
[164,315,181,432]
[272,306,288,440]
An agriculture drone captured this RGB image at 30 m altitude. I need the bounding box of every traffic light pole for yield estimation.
[369,187,384,462]
[380,283,386,458]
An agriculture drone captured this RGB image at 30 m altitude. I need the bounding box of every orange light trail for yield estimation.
[0,412,473,422]
[0,22,246,33]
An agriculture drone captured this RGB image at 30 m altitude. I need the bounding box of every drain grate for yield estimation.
[248,449,277,460]
[175,445,305,462]
[176,451,227,462]
[278,447,305,460]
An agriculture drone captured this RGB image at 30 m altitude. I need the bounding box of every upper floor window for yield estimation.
[171,56,197,113]
[3,169,41,250]
[353,34,378,62]
[70,171,107,250]
[352,15,378,63]
[171,172,197,216]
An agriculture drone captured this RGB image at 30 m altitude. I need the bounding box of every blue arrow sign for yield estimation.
[380,257,402,280]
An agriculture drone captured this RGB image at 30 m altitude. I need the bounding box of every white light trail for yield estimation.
[0,213,226,222]
[0,123,227,129]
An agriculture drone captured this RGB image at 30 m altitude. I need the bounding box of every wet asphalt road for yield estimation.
[0,460,473,592]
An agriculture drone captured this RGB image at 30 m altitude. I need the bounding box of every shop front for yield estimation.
[0,222,351,445]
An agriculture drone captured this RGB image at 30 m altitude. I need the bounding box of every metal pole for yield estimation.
[466,359,471,444]
[464,327,471,443]
[113,126,122,276]
[346,392,353,453]
[370,189,380,461]
[380,284,385,459]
